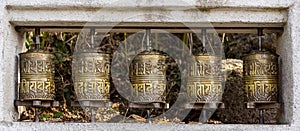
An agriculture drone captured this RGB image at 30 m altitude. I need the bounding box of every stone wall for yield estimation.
[0,0,300,130]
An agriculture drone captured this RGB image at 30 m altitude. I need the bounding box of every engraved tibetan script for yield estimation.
[21,59,54,74]
[187,82,223,102]
[74,80,110,100]
[19,79,55,100]
[243,53,279,102]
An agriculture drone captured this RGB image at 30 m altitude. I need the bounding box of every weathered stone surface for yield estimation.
[6,0,289,27]
[289,2,300,125]
[0,122,296,131]
[0,0,300,130]
[0,0,5,122]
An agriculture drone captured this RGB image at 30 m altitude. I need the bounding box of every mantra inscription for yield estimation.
[244,80,277,102]
[73,53,110,75]
[187,81,222,102]
[73,52,111,101]
[189,56,221,77]
[187,55,223,103]
[21,59,53,74]
[74,79,110,101]
[243,52,279,102]
[20,79,55,100]
[19,52,56,100]
[130,54,166,76]
[130,52,167,103]
[75,57,110,74]
[131,79,166,102]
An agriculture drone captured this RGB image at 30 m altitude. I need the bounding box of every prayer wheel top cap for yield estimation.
[242,51,279,60]
[193,53,222,57]
[250,50,279,55]
[19,50,53,55]
[138,50,165,55]
[78,48,105,53]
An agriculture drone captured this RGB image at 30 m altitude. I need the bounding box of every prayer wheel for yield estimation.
[19,51,56,100]
[187,54,223,103]
[73,50,111,101]
[129,51,167,103]
[243,51,279,103]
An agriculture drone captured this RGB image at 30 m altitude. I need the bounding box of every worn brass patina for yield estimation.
[243,51,279,103]
[129,51,167,103]
[73,50,111,101]
[19,51,56,100]
[187,55,223,103]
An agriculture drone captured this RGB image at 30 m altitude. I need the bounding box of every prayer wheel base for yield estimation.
[14,100,60,122]
[245,102,280,109]
[185,102,225,109]
[14,100,59,108]
[128,102,169,109]
[71,100,112,108]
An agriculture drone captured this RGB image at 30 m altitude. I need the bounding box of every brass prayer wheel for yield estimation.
[129,51,167,103]
[73,50,111,101]
[243,51,279,103]
[187,54,223,103]
[19,51,56,100]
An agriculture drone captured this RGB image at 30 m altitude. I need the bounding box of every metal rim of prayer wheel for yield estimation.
[19,51,56,101]
[243,51,279,103]
[73,50,111,101]
[187,54,223,103]
[129,51,167,103]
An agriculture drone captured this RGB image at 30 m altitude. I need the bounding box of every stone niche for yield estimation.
[1,0,300,130]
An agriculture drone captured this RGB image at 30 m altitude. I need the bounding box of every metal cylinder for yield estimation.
[187,55,223,103]
[19,51,56,100]
[73,51,111,101]
[129,51,167,103]
[243,51,279,103]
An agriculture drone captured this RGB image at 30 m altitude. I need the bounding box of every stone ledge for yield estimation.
[5,0,294,10]
[0,122,297,131]
[8,7,287,27]
[6,0,290,27]
[0,0,299,127]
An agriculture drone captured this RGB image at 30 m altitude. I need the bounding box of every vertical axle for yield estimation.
[146,109,151,123]
[35,28,40,51]
[34,107,39,122]
[90,107,95,123]
[259,109,265,124]
[90,28,95,48]
[202,28,206,48]
[200,109,207,124]
[146,28,151,52]
[258,28,263,51]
